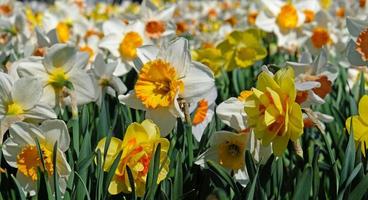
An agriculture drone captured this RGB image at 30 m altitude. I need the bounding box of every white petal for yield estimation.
[39,120,70,152]
[102,19,126,35]
[69,70,96,105]
[346,17,368,37]
[0,72,13,103]
[158,37,191,78]
[11,78,42,110]
[118,91,146,110]
[295,81,321,91]
[98,34,121,58]
[23,104,57,120]
[182,62,215,103]
[255,12,276,32]
[216,98,247,132]
[346,40,367,66]
[145,108,177,137]
[113,60,132,77]
[137,45,159,65]
[43,44,77,73]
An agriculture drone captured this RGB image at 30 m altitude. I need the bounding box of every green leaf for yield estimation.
[52,142,61,200]
[349,175,368,200]
[126,166,137,200]
[10,175,26,200]
[292,166,312,200]
[207,160,241,195]
[340,126,356,186]
[144,143,162,200]
[172,152,183,200]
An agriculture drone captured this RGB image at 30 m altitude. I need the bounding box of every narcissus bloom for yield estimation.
[17,44,96,108]
[2,120,71,196]
[346,95,368,156]
[0,73,56,143]
[96,120,169,197]
[119,37,215,136]
[217,29,267,70]
[192,47,225,77]
[244,67,304,156]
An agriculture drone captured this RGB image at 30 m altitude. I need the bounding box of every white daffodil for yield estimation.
[304,11,338,55]
[255,0,306,49]
[346,17,368,67]
[137,0,176,40]
[0,72,56,143]
[2,120,71,196]
[119,37,215,136]
[216,90,272,164]
[17,43,96,108]
[99,20,151,76]
[89,54,127,106]
[287,49,338,107]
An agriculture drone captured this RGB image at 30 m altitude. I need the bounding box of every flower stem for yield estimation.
[182,100,193,167]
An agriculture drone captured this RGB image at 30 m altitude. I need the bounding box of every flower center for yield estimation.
[56,22,70,43]
[247,11,258,25]
[135,59,184,109]
[335,7,345,18]
[0,4,12,16]
[6,102,24,115]
[356,28,368,61]
[303,9,315,23]
[119,31,143,61]
[276,4,298,30]
[145,20,166,39]
[311,27,330,48]
[17,145,54,181]
[48,67,69,89]
[360,0,366,8]
[192,99,208,125]
[218,140,245,170]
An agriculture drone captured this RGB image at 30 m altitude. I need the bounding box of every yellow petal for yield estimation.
[141,119,160,140]
[96,137,123,171]
[359,95,368,125]
[122,123,149,149]
[288,103,304,141]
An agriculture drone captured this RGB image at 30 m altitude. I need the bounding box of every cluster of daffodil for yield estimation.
[1,0,368,198]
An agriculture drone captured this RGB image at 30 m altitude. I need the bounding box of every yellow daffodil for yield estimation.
[96,120,170,197]
[244,67,304,156]
[217,29,267,71]
[346,95,368,156]
[192,47,225,77]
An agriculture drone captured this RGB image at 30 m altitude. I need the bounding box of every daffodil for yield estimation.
[244,67,304,156]
[192,47,225,77]
[346,17,368,66]
[138,0,176,40]
[119,37,215,136]
[0,73,56,143]
[255,0,307,49]
[96,120,170,197]
[99,20,151,76]
[2,120,71,196]
[89,54,127,106]
[346,95,368,156]
[287,49,338,107]
[217,29,267,71]
[17,44,96,108]
[196,131,249,186]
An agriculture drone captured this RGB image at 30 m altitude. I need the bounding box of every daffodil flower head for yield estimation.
[244,67,304,156]
[217,29,267,71]
[192,47,225,77]
[96,120,170,197]
[2,120,71,196]
[346,95,368,156]
[119,37,215,136]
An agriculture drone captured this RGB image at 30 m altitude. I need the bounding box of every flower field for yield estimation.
[1,0,368,199]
